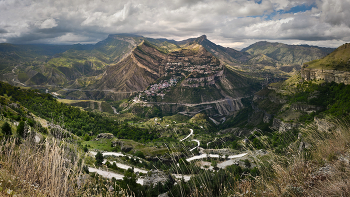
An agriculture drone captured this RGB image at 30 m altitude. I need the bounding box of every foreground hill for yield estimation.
[303,43,350,71]
[301,43,350,84]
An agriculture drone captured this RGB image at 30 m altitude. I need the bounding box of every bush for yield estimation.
[1,122,12,136]
[39,127,48,134]
[17,121,25,138]
[95,151,104,166]
[244,159,251,168]
[83,145,88,152]
[83,134,91,141]
[134,151,145,159]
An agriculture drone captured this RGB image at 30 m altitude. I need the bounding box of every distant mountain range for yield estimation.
[242,41,334,67]
[0,34,336,102]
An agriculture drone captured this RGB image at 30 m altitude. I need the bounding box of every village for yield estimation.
[165,62,222,76]
[135,62,224,101]
[136,76,181,101]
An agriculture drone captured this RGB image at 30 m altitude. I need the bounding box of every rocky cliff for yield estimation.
[95,41,166,92]
[301,67,350,84]
[301,43,350,84]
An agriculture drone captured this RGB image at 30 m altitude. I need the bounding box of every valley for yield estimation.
[2,35,350,197]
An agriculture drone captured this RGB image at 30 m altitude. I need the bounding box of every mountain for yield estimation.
[0,34,335,104]
[301,43,350,84]
[242,41,334,66]
[95,40,167,92]
[93,37,260,116]
[303,43,350,71]
[1,39,350,197]
[191,35,251,64]
[0,43,72,74]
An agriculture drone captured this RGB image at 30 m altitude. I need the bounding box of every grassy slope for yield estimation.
[305,43,350,71]
[242,41,334,65]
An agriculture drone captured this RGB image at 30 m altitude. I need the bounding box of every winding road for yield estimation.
[88,167,144,185]
[88,131,248,185]
[186,153,247,162]
[180,129,193,142]
[135,97,247,108]
[189,139,200,151]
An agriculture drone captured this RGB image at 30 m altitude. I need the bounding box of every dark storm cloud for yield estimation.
[0,0,349,48]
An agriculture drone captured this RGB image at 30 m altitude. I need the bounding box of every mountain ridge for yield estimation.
[0,34,336,102]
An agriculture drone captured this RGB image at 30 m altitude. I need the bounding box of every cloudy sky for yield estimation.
[0,0,349,49]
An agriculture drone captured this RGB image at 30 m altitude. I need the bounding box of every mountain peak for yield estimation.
[199,35,207,39]
[196,35,207,42]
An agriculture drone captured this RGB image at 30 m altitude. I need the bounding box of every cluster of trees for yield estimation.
[0,82,160,141]
[292,81,350,118]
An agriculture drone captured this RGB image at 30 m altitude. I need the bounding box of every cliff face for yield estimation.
[301,67,350,84]
[271,118,299,132]
[301,43,350,84]
[95,41,167,92]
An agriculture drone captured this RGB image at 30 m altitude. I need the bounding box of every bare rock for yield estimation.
[96,133,114,139]
[112,140,122,147]
[121,145,133,152]
[143,170,171,187]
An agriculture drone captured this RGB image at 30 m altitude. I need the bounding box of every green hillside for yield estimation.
[242,41,334,65]
[0,43,72,73]
[304,43,350,70]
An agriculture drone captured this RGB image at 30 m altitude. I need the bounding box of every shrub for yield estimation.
[17,121,25,138]
[1,122,12,136]
[83,145,88,152]
[83,134,91,141]
[134,151,145,159]
[95,151,104,166]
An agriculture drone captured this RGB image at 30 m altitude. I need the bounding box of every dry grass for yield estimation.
[240,118,350,197]
[0,136,134,197]
[0,138,81,196]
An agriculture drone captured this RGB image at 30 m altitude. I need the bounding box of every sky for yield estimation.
[0,0,350,49]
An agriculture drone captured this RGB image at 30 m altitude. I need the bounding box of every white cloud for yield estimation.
[40,18,58,29]
[0,0,348,48]
[318,0,350,27]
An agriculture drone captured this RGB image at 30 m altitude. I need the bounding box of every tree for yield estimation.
[1,122,12,136]
[83,134,91,141]
[17,121,25,138]
[95,151,104,166]
[244,159,251,168]
[134,151,145,159]
[83,145,88,152]
[211,160,218,171]
[121,168,138,189]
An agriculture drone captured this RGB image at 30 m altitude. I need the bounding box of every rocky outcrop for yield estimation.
[143,170,173,187]
[291,103,323,113]
[121,145,133,152]
[263,113,273,123]
[96,133,114,139]
[301,68,350,85]
[272,118,299,132]
[111,140,133,152]
[314,117,337,133]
